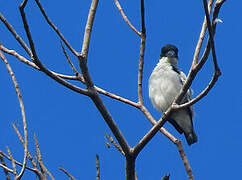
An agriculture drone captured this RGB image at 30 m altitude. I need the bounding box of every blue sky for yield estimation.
[0,0,241,179]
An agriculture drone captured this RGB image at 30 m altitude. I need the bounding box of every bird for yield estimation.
[149,44,197,145]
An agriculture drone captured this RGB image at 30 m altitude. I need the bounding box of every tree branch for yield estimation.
[77,0,131,156]
[105,134,125,156]
[59,167,76,180]
[0,12,32,58]
[34,0,78,56]
[6,146,17,177]
[137,0,146,105]
[81,0,99,59]
[0,51,28,180]
[174,0,224,111]
[61,41,80,76]
[19,0,89,96]
[0,155,11,180]
[113,0,141,36]
[0,163,14,174]
[96,154,100,180]
[192,0,214,66]
[34,134,54,180]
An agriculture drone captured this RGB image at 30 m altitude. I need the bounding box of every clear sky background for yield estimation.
[0,0,241,180]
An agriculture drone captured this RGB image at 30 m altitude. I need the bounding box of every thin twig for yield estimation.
[113,0,141,36]
[0,51,28,180]
[192,0,214,65]
[203,0,221,73]
[96,154,100,180]
[34,134,55,180]
[0,150,43,179]
[0,155,11,180]
[34,0,78,56]
[11,123,38,169]
[0,44,81,80]
[0,12,33,58]
[59,167,76,180]
[105,134,125,156]
[6,146,17,177]
[198,0,225,69]
[60,42,80,76]
[137,0,146,105]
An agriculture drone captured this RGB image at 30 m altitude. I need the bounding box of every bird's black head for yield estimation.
[160,44,178,59]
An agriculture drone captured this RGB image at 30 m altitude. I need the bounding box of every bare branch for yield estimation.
[0,12,32,57]
[105,134,125,156]
[81,0,99,58]
[197,0,226,70]
[11,123,39,169]
[59,167,76,180]
[34,134,55,180]
[0,51,28,179]
[77,0,131,156]
[96,154,100,180]
[20,1,89,96]
[174,0,224,111]
[125,155,136,180]
[133,109,170,156]
[0,150,44,179]
[34,0,78,56]
[0,43,140,110]
[113,0,141,36]
[6,146,17,177]
[202,0,221,72]
[139,106,194,180]
[192,0,214,66]
[0,44,81,81]
[173,72,219,110]
[137,0,146,105]
[0,155,11,179]
[19,1,91,97]
[176,141,194,180]
[96,86,140,108]
[60,42,80,76]
[0,163,14,174]
[78,0,100,87]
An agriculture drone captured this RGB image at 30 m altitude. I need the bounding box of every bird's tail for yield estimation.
[184,130,198,146]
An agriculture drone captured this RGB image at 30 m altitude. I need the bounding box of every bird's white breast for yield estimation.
[149,60,182,112]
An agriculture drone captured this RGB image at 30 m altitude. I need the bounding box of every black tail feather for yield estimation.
[184,130,198,146]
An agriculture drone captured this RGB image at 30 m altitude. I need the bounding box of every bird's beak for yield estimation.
[166,50,176,58]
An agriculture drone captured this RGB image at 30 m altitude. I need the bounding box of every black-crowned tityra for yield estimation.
[149,44,197,145]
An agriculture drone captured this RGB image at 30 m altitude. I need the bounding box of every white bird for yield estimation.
[149,44,197,145]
